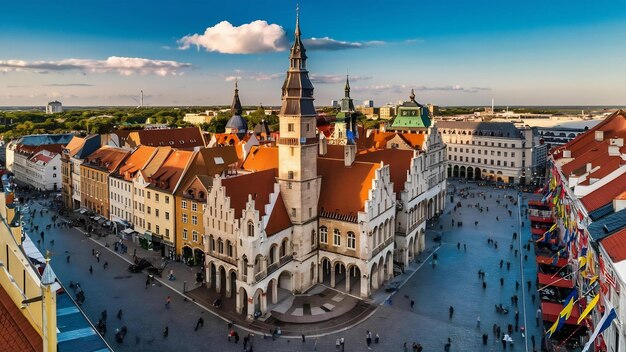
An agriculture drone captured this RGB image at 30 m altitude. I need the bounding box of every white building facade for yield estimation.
[13,149,61,191]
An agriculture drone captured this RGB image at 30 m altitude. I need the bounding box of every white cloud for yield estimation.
[0,56,191,76]
[303,37,385,50]
[223,70,282,82]
[178,20,288,54]
[310,74,372,84]
[353,84,491,94]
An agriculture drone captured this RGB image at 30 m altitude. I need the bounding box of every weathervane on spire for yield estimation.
[295,3,301,36]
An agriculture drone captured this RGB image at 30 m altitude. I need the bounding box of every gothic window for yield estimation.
[247,221,254,237]
[311,230,316,249]
[320,226,328,244]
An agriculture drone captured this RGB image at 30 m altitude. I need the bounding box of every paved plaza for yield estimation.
[25,180,543,351]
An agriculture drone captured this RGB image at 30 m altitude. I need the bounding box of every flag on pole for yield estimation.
[545,288,578,338]
[581,308,617,352]
[577,294,600,324]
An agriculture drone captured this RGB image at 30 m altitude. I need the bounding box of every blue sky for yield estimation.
[2,0,626,106]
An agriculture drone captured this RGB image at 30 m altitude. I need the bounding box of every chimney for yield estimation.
[610,138,624,147]
[586,163,592,173]
[595,130,604,142]
[344,144,356,167]
[563,150,571,158]
[608,146,620,156]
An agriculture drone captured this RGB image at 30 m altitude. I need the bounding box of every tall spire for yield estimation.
[231,80,242,116]
[279,6,315,116]
[344,75,350,98]
[409,88,416,102]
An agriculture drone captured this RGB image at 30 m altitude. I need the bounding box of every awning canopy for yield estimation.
[536,256,568,267]
[541,301,580,325]
[538,273,574,289]
[122,228,136,235]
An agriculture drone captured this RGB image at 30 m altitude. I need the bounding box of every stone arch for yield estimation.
[319,257,332,284]
[459,165,466,178]
[208,261,217,289]
[475,167,482,180]
[372,226,378,248]
[467,166,474,179]
[408,236,415,260]
[332,261,347,289]
[218,265,226,294]
[253,254,264,275]
[278,270,293,291]
[346,264,362,296]
[453,165,459,177]
[241,255,249,278]
[236,286,249,315]
[280,238,289,257]
[267,278,278,305]
[370,262,379,290]
[447,164,452,178]
[252,287,265,315]
[377,226,383,248]
[385,250,393,281]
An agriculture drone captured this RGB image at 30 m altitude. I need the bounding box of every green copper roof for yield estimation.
[391,108,431,128]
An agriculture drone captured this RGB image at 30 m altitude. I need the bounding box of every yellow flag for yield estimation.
[561,297,575,320]
[577,294,600,324]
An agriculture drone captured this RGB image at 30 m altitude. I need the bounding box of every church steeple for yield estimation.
[230,80,242,116]
[279,7,315,117]
[344,75,350,98]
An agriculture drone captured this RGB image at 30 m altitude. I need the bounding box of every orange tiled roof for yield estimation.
[221,168,278,218]
[264,195,292,236]
[117,146,157,181]
[581,172,626,212]
[355,148,414,196]
[150,149,194,193]
[83,146,130,173]
[561,140,613,176]
[399,133,425,149]
[64,136,86,157]
[324,145,345,159]
[0,285,42,352]
[128,127,205,149]
[601,227,626,263]
[242,146,278,172]
[318,158,378,218]
[213,133,241,146]
[140,147,172,180]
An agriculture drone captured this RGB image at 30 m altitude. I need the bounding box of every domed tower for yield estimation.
[225,81,248,138]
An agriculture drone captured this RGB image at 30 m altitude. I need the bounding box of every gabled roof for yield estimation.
[117,146,157,181]
[265,195,292,236]
[127,127,205,149]
[555,110,626,159]
[83,146,130,173]
[64,136,86,157]
[581,172,626,212]
[14,133,74,146]
[174,147,239,196]
[242,146,278,172]
[601,227,626,263]
[149,149,194,193]
[213,133,241,146]
[318,158,378,220]
[221,168,278,218]
[140,147,172,180]
[355,148,414,197]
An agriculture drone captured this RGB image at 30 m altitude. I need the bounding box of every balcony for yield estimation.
[372,236,394,258]
[251,254,293,283]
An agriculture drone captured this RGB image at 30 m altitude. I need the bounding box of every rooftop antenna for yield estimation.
[491,98,494,114]
[140,90,144,108]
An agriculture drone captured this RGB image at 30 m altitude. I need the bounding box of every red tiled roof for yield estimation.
[150,150,194,192]
[561,140,613,176]
[221,169,278,218]
[0,285,42,352]
[64,136,86,157]
[265,195,292,236]
[318,158,378,217]
[317,125,334,138]
[324,145,346,159]
[83,146,130,173]
[355,148,414,197]
[128,127,205,149]
[602,227,626,262]
[242,146,278,172]
[581,172,626,212]
[554,110,626,159]
[140,147,172,179]
[213,133,241,146]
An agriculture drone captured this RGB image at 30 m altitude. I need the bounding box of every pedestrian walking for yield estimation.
[449,306,454,319]
[516,281,520,290]
[532,294,536,304]
[165,296,171,309]
[234,331,240,344]
[506,261,510,270]
[366,330,372,350]
[482,333,488,345]
[527,280,531,292]
[103,261,108,270]
[536,308,541,326]
[457,242,460,250]
[482,281,487,289]
[500,277,504,286]
[96,251,100,263]
[410,299,415,310]
[145,278,150,289]
[476,315,480,327]
[341,337,345,352]
[302,334,305,343]
[117,309,122,320]
[163,326,168,338]
[336,338,341,352]
[195,317,204,331]
[531,335,536,349]
[464,243,467,251]
[89,265,93,274]
[499,259,503,268]
[375,333,380,343]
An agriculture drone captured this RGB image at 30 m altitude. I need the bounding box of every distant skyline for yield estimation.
[2,1,626,107]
